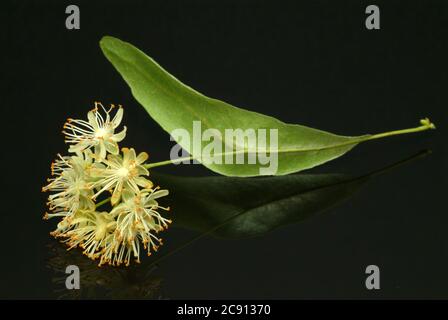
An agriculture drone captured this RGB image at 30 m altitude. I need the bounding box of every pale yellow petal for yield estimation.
[112,107,124,128]
[136,151,148,164]
[105,141,119,155]
[112,126,127,142]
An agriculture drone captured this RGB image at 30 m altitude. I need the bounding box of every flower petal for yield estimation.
[122,147,136,164]
[97,143,107,160]
[136,151,149,164]
[87,110,98,129]
[110,202,126,216]
[111,182,123,205]
[121,188,135,202]
[135,177,153,189]
[152,189,169,199]
[112,126,127,142]
[112,107,124,128]
[105,141,119,155]
[136,165,149,176]
[69,141,90,153]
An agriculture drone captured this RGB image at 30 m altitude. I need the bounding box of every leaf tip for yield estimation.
[99,35,119,51]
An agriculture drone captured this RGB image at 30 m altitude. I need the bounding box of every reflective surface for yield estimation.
[1,0,447,299]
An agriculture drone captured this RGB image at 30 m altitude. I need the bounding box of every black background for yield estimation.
[1,0,447,299]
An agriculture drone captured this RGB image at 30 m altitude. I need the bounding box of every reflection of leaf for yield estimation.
[101,36,433,177]
[154,172,366,239]
[152,151,428,239]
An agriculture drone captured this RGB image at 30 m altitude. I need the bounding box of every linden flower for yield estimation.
[63,102,127,160]
[111,188,171,251]
[91,148,154,205]
[49,210,116,257]
[63,211,116,259]
[99,236,136,267]
[43,102,172,267]
[43,152,95,219]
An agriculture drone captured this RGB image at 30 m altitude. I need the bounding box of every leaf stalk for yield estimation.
[142,118,436,169]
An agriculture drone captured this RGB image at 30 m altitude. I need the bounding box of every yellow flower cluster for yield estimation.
[42,102,171,266]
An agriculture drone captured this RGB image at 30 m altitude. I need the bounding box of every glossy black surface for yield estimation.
[1,0,446,299]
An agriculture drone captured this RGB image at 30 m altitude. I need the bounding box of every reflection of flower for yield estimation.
[43,103,171,267]
[46,241,165,299]
[63,102,126,160]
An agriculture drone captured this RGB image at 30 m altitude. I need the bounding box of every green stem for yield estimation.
[95,197,111,209]
[364,118,436,142]
[143,118,436,169]
[144,156,193,169]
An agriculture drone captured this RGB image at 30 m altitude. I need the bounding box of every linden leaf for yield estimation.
[100,36,435,177]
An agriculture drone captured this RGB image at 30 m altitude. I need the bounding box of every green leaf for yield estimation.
[100,36,435,177]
